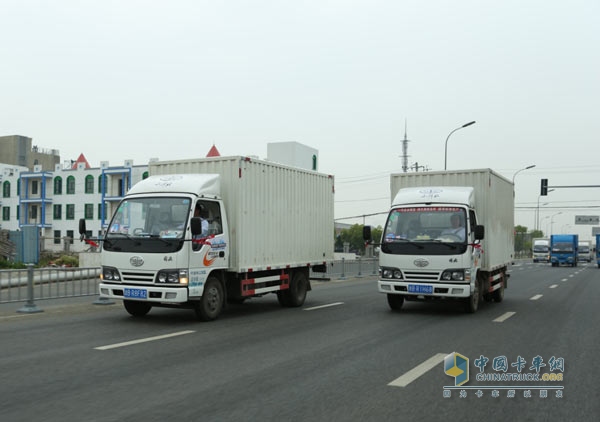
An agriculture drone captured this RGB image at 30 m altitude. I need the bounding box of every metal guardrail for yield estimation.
[0,258,379,310]
[0,265,101,308]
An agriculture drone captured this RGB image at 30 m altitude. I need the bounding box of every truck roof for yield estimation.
[127,174,220,198]
[392,186,474,207]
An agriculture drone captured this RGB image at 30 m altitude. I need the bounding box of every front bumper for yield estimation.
[99,282,189,303]
[378,280,471,298]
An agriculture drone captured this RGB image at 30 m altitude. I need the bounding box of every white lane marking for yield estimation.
[561,278,568,282]
[549,284,558,289]
[569,274,575,278]
[493,312,516,322]
[304,302,344,311]
[388,353,447,387]
[94,330,195,350]
[530,294,543,301]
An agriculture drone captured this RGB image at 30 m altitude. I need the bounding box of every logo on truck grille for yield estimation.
[130,256,144,267]
[414,258,429,267]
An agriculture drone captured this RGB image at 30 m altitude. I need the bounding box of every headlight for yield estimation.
[381,268,403,280]
[156,269,189,284]
[101,266,121,281]
[442,270,465,281]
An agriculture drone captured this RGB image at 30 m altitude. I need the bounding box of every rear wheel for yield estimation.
[194,276,224,321]
[123,300,152,317]
[278,270,309,307]
[387,294,404,311]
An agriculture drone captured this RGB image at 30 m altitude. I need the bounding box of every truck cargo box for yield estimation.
[389,168,514,272]
[149,156,335,273]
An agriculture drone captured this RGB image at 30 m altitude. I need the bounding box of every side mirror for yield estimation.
[79,219,87,236]
[190,217,203,236]
[474,225,484,240]
[363,225,372,242]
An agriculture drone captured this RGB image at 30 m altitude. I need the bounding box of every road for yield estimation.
[1,260,598,422]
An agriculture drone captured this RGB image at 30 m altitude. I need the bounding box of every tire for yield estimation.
[278,270,309,307]
[493,280,505,303]
[387,294,404,311]
[464,279,481,313]
[123,300,152,317]
[194,276,224,321]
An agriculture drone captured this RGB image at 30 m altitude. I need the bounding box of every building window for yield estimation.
[85,175,94,194]
[53,230,61,245]
[31,205,38,220]
[66,230,74,244]
[67,176,76,194]
[17,180,20,196]
[2,181,10,198]
[54,177,62,194]
[16,205,20,220]
[32,180,38,195]
[54,204,62,220]
[2,206,9,221]
[66,204,75,220]
[85,204,94,219]
[98,174,107,193]
[97,203,103,220]
[143,171,149,179]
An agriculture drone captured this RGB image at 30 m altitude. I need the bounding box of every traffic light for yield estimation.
[540,178,548,196]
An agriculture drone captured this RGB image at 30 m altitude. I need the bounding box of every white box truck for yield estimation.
[80,156,334,320]
[364,168,514,313]
[578,240,592,263]
[532,238,550,263]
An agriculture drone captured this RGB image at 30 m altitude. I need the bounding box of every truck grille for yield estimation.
[121,271,155,283]
[402,270,441,281]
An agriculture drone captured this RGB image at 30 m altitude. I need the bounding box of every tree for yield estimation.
[336,224,383,255]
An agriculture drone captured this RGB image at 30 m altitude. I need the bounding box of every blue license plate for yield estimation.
[408,284,433,294]
[124,288,148,299]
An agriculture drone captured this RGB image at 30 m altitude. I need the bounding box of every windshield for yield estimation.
[533,245,549,253]
[381,207,468,255]
[103,196,191,253]
[552,242,573,253]
[579,246,589,253]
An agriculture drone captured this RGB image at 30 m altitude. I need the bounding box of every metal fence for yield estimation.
[0,258,380,310]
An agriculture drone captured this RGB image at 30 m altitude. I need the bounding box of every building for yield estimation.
[0,135,60,171]
[1,158,149,253]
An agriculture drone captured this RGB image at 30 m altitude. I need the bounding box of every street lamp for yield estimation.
[536,189,554,231]
[444,121,476,170]
[512,164,536,184]
[550,212,562,235]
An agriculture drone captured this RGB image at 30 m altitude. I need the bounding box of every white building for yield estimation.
[1,159,149,253]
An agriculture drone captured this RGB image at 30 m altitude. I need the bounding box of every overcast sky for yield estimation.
[2,0,599,239]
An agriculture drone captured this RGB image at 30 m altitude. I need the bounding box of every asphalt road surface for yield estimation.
[1,260,598,422]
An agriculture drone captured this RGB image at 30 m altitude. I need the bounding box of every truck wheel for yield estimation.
[123,300,152,317]
[278,270,309,307]
[387,294,404,311]
[464,280,481,313]
[493,280,505,303]
[194,277,224,321]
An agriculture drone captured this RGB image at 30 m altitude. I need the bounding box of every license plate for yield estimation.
[408,284,433,294]
[124,288,148,299]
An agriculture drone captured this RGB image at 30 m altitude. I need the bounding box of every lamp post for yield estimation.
[550,212,562,235]
[444,121,476,170]
[536,189,554,231]
[512,164,536,184]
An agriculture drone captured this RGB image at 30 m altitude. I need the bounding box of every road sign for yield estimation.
[575,215,600,225]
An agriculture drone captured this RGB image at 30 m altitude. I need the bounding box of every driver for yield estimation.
[441,214,465,241]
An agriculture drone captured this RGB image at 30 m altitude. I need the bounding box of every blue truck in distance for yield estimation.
[550,234,579,267]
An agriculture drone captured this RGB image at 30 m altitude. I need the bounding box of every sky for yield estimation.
[2,0,600,240]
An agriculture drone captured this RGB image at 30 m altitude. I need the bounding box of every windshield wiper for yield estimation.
[388,237,424,249]
[430,239,458,249]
